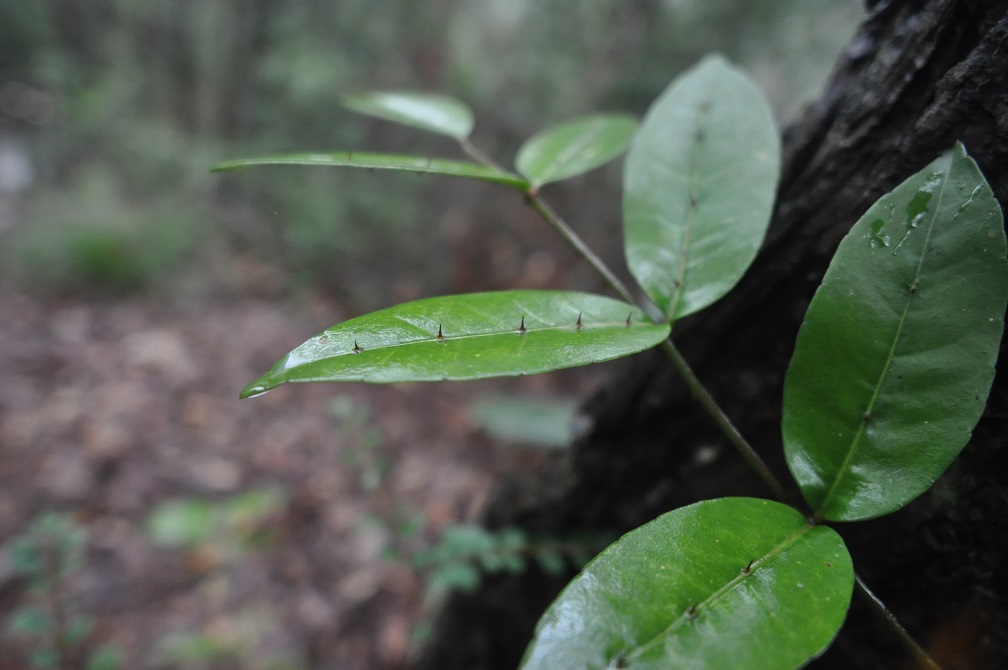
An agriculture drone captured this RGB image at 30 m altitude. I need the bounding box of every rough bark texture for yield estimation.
[415,1,1008,668]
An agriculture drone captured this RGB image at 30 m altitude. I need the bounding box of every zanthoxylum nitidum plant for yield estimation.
[214,55,1007,669]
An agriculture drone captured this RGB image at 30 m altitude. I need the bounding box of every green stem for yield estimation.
[459,137,509,174]
[508,175,785,502]
[526,190,786,500]
[855,574,942,670]
[661,340,788,501]
[525,195,643,309]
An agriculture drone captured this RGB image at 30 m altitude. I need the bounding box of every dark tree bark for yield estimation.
[416,1,1008,668]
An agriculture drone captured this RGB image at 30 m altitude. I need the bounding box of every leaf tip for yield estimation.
[240,380,275,399]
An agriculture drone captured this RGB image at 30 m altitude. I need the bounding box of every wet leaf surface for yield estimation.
[783,143,1008,521]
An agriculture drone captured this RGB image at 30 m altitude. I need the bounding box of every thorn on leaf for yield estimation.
[518,315,527,334]
[742,559,754,575]
[686,604,698,618]
[625,313,632,328]
[575,312,583,330]
[436,324,445,342]
[352,340,363,354]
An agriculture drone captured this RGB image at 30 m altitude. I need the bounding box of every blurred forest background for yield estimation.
[0,2,862,669]
[1,0,862,302]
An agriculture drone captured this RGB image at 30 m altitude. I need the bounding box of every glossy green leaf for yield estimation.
[521,498,853,670]
[241,291,669,397]
[516,114,638,188]
[343,91,474,138]
[623,54,780,322]
[783,143,1008,522]
[212,151,529,189]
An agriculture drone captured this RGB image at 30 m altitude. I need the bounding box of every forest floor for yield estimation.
[0,284,603,670]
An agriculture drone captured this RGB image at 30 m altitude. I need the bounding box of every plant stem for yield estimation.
[855,574,942,670]
[456,136,651,314]
[458,137,509,174]
[525,189,786,500]
[661,340,788,501]
[524,195,642,310]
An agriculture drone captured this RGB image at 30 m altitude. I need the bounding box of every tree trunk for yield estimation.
[415,1,1008,668]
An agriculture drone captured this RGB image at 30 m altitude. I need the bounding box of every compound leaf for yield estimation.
[516,114,638,188]
[623,54,780,322]
[520,498,853,670]
[343,91,474,138]
[783,143,1008,521]
[212,151,528,188]
[241,291,669,396]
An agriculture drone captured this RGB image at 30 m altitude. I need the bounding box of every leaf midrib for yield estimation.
[667,105,708,320]
[627,523,814,662]
[297,320,654,362]
[212,151,529,187]
[815,171,950,517]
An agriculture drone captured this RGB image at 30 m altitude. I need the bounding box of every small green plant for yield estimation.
[7,513,122,670]
[216,55,1007,668]
[331,394,607,596]
[144,489,303,670]
[145,487,286,557]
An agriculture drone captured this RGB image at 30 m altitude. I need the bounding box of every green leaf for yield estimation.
[10,539,43,574]
[623,54,780,322]
[87,645,123,670]
[65,616,94,645]
[783,143,1008,521]
[30,647,59,669]
[428,562,482,593]
[516,114,637,188]
[343,91,475,139]
[212,151,529,189]
[467,393,579,448]
[241,290,669,397]
[223,487,286,530]
[534,550,567,576]
[9,608,50,635]
[146,499,217,547]
[520,498,853,670]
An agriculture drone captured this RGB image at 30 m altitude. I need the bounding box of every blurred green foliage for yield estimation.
[467,393,580,448]
[0,0,860,300]
[146,487,286,552]
[6,513,122,670]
